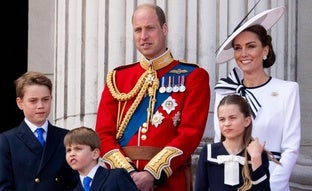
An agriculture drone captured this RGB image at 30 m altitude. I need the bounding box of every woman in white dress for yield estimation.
[213,7,301,191]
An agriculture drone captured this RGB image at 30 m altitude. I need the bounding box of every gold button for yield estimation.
[141,127,147,133]
[34,178,40,183]
[141,134,147,140]
[271,92,278,96]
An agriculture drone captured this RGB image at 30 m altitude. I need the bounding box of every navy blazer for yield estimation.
[0,121,79,191]
[195,142,270,191]
[73,166,138,191]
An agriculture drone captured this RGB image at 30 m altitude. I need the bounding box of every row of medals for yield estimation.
[140,75,185,140]
[159,75,186,93]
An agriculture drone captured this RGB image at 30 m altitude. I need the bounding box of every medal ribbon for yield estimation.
[119,63,197,146]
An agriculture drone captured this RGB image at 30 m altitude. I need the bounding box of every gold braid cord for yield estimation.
[102,149,135,173]
[144,146,183,179]
[106,67,159,140]
[106,70,146,101]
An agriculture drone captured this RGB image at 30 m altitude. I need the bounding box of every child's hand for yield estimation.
[247,138,265,170]
[247,138,265,157]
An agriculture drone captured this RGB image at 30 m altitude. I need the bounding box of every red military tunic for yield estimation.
[95,50,210,191]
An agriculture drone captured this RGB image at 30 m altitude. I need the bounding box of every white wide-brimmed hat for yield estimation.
[216,6,286,64]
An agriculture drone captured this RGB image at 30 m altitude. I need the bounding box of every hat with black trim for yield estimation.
[216,6,286,64]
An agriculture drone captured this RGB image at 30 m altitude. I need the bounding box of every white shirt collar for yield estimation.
[79,164,100,183]
[24,118,48,133]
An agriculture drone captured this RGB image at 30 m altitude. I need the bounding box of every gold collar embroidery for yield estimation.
[140,50,174,70]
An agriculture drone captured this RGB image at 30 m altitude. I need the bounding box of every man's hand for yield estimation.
[130,171,155,191]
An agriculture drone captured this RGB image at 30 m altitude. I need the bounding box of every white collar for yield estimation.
[25,118,48,133]
[79,164,100,183]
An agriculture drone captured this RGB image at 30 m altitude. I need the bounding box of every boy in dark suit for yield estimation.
[64,126,138,191]
[0,71,79,191]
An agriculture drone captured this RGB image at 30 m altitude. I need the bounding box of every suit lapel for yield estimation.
[15,121,44,175]
[39,123,62,168]
[91,166,109,191]
[16,121,43,155]
[74,182,84,191]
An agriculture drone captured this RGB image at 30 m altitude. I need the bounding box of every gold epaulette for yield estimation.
[102,149,135,173]
[113,62,138,71]
[144,146,183,179]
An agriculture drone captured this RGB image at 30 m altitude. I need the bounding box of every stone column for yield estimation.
[54,0,108,129]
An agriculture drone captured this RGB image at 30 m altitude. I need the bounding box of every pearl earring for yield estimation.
[263,55,267,60]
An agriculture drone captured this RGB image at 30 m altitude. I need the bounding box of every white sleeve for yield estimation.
[270,82,301,191]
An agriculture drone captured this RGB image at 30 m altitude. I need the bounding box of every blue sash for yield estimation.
[119,63,197,146]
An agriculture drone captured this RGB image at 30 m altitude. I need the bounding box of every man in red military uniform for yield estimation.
[95,3,210,191]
